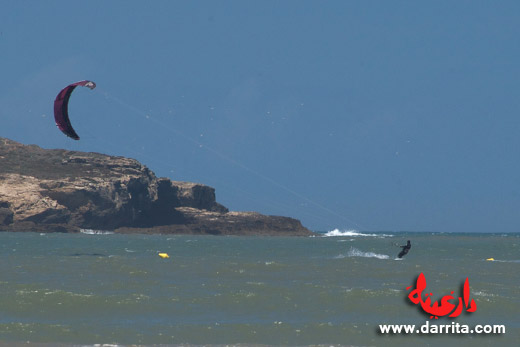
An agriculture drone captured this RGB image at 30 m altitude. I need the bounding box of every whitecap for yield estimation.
[80,229,114,235]
[323,228,393,238]
[473,291,496,298]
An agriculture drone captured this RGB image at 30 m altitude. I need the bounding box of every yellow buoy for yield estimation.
[486,258,494,261]
[158,253,170,259]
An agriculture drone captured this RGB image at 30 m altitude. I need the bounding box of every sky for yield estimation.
[1,0,519,233]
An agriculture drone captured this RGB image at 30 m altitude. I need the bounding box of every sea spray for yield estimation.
[347,247,390,260]
[323,229,393,238]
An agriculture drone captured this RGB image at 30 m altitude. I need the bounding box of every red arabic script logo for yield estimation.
[406,272,477,319]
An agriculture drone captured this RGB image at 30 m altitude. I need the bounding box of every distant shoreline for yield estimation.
[0,137,313,236]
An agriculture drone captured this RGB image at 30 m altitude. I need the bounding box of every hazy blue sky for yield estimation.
[2,1,519,232]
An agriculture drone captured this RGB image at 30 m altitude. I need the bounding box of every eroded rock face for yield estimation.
[0,138,312,236]
[0,201,14,226]
[116,207,310,236]
[0,138,168,229]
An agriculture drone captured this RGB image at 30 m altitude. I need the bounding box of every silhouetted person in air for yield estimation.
[398,240,411,258]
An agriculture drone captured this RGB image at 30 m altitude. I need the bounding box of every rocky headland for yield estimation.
[0,138,312,236]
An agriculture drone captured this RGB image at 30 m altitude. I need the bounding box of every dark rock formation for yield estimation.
[0,138,312,236]
[0,201,14,226]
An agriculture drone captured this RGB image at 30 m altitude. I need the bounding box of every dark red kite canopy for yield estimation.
[53,80,96,140]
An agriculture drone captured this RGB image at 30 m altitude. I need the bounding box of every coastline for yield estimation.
[0,138,313,236]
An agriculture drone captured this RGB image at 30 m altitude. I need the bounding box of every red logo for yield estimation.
[406,273,477,319]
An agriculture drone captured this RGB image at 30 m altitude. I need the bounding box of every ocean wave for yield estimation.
[80,229,114,235]
[473,291,496,298]
[346,247,389,260]
[323,228,393,238]
[487,259,520,263]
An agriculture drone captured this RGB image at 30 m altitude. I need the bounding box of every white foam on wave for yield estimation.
[80,229,114,235]
[346,247,389,260]
[323,228,393,238]
[473,291,496,298]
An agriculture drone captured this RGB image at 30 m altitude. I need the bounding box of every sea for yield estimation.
[0,230,518,347]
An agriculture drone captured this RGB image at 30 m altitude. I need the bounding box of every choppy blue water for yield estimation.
[0,230,518,346]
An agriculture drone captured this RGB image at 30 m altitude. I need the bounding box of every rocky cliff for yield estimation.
[0,138,312,236]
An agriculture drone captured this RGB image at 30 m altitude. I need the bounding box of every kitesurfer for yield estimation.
[398,240,411,258]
